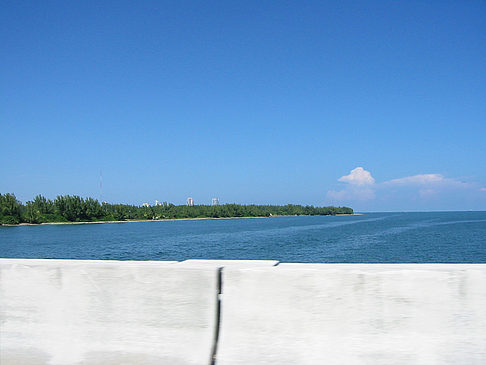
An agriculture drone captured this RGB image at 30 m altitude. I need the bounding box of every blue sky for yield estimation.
[1,1,486,211]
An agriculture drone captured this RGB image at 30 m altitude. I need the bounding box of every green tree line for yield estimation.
[0,193,353,225]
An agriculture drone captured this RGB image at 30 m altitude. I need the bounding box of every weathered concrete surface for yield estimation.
[218,264,486,365]
[0,259,216,365]
[2,260,486,365]
[0,258,179,266]
[177,259,279,268]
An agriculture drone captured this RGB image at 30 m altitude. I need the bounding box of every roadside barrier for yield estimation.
[1,260,485,364]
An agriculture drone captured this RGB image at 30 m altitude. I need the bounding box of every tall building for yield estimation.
[187,197,194,206]
[212,197,219,206]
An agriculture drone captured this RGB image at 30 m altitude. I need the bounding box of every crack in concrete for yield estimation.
[210,267,223,365]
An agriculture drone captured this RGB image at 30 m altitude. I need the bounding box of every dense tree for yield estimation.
[22,201,42,224]
[32,195,54,214]
[0,193,22,224]
[0,192,353,225]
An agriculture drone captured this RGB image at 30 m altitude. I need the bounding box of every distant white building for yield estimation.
[142,202,150,207]
[155,200,161,206]
[187,197,194,206]
[212,197,219,206]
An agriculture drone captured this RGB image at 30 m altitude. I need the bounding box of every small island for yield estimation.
[0,193,353,225]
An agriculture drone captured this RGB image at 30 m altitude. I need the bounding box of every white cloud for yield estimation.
[385,174,445,185]
[383,173,472,190]
[327,167,376,202]
[326,167,486,209]
[327,187,375,202]
[338,167,375,186]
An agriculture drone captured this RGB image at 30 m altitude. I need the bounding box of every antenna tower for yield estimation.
[99,170,103,203]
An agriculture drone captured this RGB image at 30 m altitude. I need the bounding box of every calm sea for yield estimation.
[1,212,485,263]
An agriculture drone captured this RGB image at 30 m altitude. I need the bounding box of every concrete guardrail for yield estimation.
[1,259,485,364]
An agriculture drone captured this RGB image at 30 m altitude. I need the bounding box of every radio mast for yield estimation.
[99,170,103,203]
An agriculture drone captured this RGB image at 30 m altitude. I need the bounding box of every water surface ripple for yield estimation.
[1,212,485,262]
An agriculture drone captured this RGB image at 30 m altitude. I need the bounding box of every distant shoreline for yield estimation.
[4,213,359,227]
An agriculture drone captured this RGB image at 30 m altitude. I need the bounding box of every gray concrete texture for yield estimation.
[0,259,216,365]
[176,259,278,268]
[1,259,486,365]
[218,264,486,365]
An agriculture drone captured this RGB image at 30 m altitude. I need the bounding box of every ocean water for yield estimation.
[1,212,485,263]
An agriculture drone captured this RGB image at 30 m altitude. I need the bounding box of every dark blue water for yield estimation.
[1,212,485,262]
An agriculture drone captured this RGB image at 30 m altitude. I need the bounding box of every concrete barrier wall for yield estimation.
[0,259,217,365]
[218,264,486,365]
[1,260,486,365]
